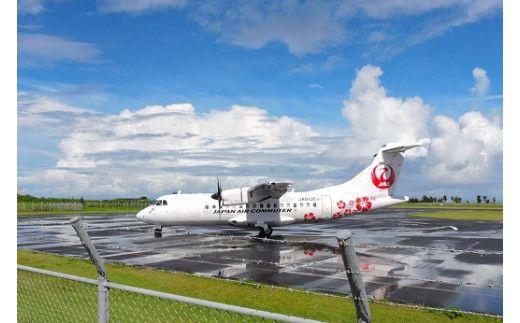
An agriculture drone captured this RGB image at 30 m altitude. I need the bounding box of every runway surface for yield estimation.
[17,209,503,315]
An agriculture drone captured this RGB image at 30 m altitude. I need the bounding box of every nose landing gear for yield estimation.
[154,225,162,237]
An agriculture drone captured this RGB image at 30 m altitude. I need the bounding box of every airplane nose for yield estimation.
[136,209,145,221]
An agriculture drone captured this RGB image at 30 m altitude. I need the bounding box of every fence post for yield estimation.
[70,216,108,323]
[336,230,371,323]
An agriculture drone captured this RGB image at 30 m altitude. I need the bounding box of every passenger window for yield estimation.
[300,203,303,207]
[274,203,277,208]
[260,203,264,208]
[313,202,316,207]
[307,202,310,207]
[293,203,297,208]
[253,203,257,208]
[212,205,216,209]
[267,203,270,208]
[205,205,209,210]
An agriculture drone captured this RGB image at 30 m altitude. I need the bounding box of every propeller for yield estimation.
[210,176,223,212]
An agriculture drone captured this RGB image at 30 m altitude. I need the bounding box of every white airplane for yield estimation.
[136,143,419,237]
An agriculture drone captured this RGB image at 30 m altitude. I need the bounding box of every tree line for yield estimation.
[17,194,150,203]
[409,195,499,204]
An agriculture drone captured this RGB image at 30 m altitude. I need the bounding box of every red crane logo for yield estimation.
[371,164,395,189]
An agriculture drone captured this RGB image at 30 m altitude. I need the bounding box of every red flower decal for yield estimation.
[356,197,372,212]
[333,212,342,219]
[304,247,315,256]
[344,209,352,217]
[361,262,375,271]
[304,213,315,222]
[337,200,346,209]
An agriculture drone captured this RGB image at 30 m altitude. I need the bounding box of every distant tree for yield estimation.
[443,195,447,202]
[140,196,148,200]
[483,196,489,204]
[476,195,482,204]
[79,196,85,205]
[493,197,496,204]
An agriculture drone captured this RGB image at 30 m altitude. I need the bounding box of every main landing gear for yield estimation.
[257,225,273,238]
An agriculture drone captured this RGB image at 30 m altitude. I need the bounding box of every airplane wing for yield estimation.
[247,181,292,203]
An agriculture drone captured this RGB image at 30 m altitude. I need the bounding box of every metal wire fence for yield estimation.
[17,200,151,213]
[18,267,98,322]
[17,265,322,323]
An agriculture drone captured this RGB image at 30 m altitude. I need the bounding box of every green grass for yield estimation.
[17,249,502,323]
[17,208,141,216]
[394,202,503,210]
[408,210,502,221]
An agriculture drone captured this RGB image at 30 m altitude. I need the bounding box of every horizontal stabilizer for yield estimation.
[381,143,421,154]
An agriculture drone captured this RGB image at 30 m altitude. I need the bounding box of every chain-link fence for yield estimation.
[17,200,151,213]
[18,266,97,322]
[17,265,323,322]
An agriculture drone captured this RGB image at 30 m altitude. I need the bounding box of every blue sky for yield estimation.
[16,0,505,202]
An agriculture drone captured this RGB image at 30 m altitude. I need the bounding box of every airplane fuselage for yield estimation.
[136,143,418,237]
[136,185,408,229]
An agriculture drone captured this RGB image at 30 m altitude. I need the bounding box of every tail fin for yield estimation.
[343,143,419,197]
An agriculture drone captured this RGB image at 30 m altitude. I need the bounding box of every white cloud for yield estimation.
[192,1,346,55]
[19,103,329,197]
[340,65,431,157]
[18,65,503,199]
[55,104,321,163]
[17,0,45,15]
[427,111,502,183]
[18,94,97,115]
[17,1,501,59]
[99,0,187,14]
[339,64,502,187]
[188,0,501,56]
[18,33,101,66]
[18,93,98,131]
[470,67,491,96]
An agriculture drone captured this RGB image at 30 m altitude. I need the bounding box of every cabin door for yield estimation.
[321,195,332,220]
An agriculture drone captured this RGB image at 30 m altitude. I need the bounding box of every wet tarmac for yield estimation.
[17,209,503,316]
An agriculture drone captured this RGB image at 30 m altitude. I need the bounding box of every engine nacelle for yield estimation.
[221,187,248,205]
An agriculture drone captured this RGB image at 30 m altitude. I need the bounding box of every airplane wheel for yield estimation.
[258,227,272,238]
[154,225,163,238]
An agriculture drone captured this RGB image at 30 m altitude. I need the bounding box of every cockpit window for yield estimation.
[152,199,168,206]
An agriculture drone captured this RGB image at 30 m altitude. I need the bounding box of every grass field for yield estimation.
[17,249,502,322]
[408,209,503,221]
